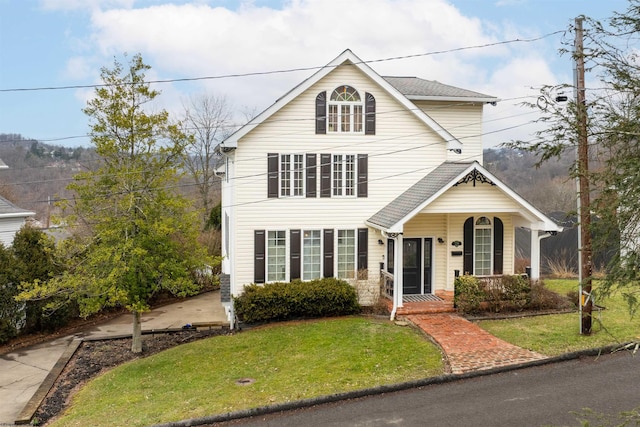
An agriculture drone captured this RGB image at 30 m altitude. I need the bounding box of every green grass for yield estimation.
[479,279,640,356]
[51,317,443,427]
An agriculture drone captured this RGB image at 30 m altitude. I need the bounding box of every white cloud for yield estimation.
[63,0,562,146]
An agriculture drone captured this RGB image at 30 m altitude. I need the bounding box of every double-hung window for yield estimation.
[332,154,356,196]
[302,230,321,280]
[280,154,304,197]
[267,230,286,282]
[337,229,356,279]
[328,86,363,133]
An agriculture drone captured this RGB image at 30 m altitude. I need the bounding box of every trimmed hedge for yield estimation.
[234,278,361,324]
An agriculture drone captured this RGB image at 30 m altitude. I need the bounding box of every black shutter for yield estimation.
[493,217,504,275]
[357,154,368,198]
[267,153,279,198]
[365,92,376,135]
[290,229,301,280]
[320,153,332,198]
[254,230,266,284]
[306,154,317,198]
[316,92,327,134]
[357,228,368,275]
[463,217,474,275]
[323,229,334,277]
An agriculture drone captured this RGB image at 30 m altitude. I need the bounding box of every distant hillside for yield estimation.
[0,133,98,222]
[483,147,576,215]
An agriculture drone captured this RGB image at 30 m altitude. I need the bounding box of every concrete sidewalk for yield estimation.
[0,291,227,426]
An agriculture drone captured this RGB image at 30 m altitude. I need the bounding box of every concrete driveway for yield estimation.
[0,291,227,426]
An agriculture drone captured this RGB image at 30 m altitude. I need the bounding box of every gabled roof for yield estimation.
[366,161,562,233]
[0,195,34,219]
[383,77,498,103]
[222,49,483,152]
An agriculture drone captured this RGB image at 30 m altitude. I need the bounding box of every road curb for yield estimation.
[148,342,633,427]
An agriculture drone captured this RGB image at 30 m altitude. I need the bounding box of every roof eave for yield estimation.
[407,95,500,103]
[0,211,35,219]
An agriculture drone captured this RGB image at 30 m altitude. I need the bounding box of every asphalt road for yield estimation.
[220,351,640,427]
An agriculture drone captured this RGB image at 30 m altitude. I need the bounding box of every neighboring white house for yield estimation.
[217,49,562,325]
[0,195,35,247]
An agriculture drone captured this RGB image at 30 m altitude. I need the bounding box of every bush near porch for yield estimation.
[234,278,361,324]
[454,275,572,314]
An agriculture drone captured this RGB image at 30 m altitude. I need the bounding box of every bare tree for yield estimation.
[181,94,234,225]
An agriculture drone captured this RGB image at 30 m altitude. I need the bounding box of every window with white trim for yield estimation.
[280,154,304,197]
[337,229,356,279]
[302,230,321,280]
[267,230,286,282]
[474,217,492,276]
[328,86,363,133]
[332,154,356,196]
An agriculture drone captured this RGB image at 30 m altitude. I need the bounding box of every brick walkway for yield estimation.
[407,313,547,374]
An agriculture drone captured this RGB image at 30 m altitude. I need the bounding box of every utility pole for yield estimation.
[575,16,593,335]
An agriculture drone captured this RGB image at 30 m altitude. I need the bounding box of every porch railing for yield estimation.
[380,270,394,300]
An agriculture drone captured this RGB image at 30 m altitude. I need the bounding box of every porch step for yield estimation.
[383,298,456,315]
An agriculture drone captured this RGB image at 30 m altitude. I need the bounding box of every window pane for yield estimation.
[353,104,363,132]
[303,230,321,280]
[341,105,350,132]
[333,154,343,196]
[328,105,338,132]
[474,228,491,276]
[293,154,304,196]
[337,230,355,279]
[280,155,290,196]
[267,230,286,281]
[345,155,355,196]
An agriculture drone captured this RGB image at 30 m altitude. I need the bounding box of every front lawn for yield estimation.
[50,317,443,427]
[479,279,640,355]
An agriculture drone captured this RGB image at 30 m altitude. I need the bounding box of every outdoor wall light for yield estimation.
[437,237,445,244]
[378,239,384,245]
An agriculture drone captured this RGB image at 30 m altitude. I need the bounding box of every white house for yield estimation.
[217,49,562,325]
[0,195,34,247]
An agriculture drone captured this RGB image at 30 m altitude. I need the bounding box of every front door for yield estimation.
[403,238,421,294]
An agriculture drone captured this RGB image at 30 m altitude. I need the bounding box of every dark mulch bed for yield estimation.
[33,328,231,426]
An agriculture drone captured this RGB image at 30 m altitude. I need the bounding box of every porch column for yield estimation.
[394,233,404,308]
[530,229,541,280]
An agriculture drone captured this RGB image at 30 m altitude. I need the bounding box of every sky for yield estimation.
[0,0,632,149]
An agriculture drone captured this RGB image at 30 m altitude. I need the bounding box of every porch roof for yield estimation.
[367,162,472,230]
[365,161,563,233]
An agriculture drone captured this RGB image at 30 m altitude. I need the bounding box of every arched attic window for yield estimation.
[316,86,375,134]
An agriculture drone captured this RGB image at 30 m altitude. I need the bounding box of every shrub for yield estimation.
[0,317,17,344]
[483,275,531,312]
[234,278,361,324]
[454,275,485,314]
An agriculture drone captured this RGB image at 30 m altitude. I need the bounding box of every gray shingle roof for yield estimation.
[0,195,33,216]
[383,76,497,101]
[367,162,474,230]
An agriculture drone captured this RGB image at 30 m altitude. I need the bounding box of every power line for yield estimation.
[0,32,565,93]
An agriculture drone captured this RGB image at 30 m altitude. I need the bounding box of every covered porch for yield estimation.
[366,162,563,319]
